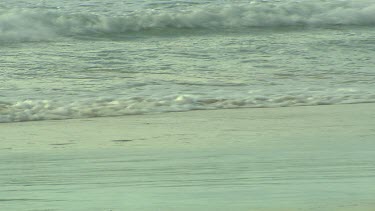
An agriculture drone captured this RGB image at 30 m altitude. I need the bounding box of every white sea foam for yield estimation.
[1,0,374,41]
[1,94,375,123]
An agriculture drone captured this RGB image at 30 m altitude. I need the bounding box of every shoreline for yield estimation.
[1,103,374,151]
[1,103,375,210]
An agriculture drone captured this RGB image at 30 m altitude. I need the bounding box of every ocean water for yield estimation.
[1,0,374,122]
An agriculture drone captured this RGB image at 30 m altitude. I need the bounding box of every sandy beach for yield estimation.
[1,103,375,211]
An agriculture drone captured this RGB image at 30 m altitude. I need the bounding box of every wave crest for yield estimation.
[1,0,374,41]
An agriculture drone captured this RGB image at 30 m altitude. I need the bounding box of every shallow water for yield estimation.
[1,0,375,122]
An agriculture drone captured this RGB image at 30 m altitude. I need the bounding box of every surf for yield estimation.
[1,0,374,42]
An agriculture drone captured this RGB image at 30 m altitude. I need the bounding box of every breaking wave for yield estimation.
[1,93,375,123]
[1,0,374,41]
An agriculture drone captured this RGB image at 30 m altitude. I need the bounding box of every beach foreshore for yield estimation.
[1,103,375,211]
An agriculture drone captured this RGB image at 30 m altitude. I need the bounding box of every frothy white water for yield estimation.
[1,0,374,42]
[1,93,375,123]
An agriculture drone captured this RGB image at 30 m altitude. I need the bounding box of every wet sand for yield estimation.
[1,103,375,210]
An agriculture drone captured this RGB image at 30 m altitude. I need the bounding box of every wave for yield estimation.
[1,93,375,123]
[1,0,374,41]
